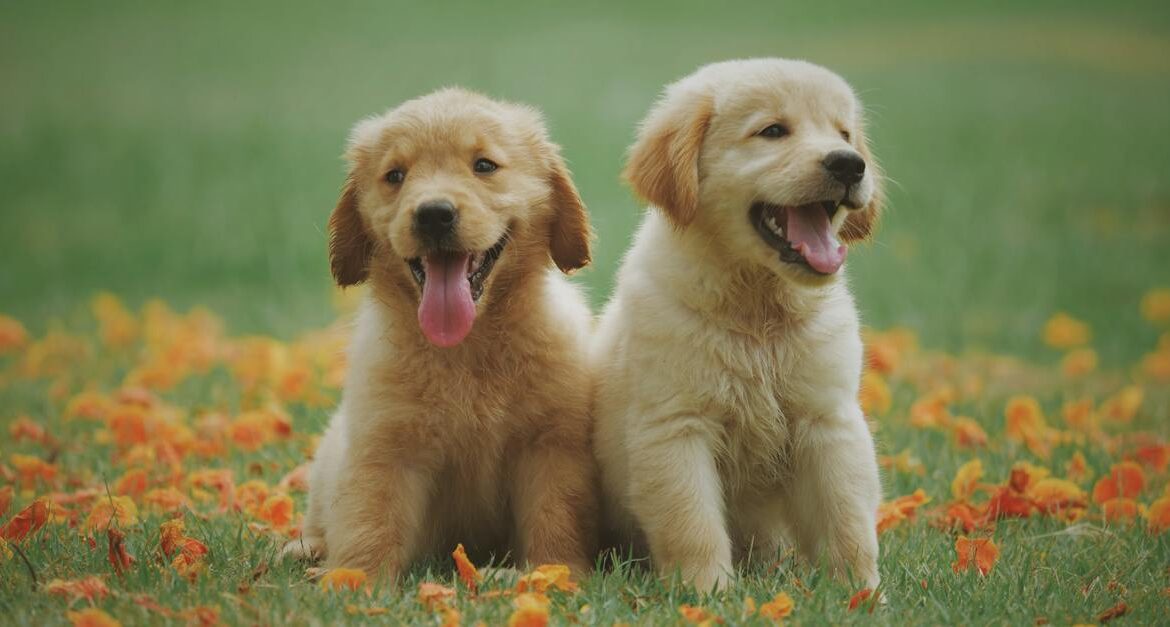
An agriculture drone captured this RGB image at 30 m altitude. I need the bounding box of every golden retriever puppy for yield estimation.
[284,88,598,580]
[593,59,883,591]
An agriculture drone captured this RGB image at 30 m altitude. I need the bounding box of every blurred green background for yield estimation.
[2,0,1168,363]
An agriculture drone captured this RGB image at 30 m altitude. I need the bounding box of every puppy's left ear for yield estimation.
[623,89,713,228]
[546,151,593,273]
[840,136,883,243]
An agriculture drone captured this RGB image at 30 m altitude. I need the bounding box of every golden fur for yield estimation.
[285,88,598,580]
[594,59,884,590]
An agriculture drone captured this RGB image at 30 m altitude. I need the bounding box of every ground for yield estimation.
[1,1,1169,625]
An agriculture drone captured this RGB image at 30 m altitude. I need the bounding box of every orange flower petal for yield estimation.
[417,582,457,611]
[952,536,999,576]
[0,497,52,542]
[45,576,110,604]
[1101,498,1142,523]
[66,608,122,627]
[758,591,794,620]
[1042,312,1091,349]
[516,564,578,594]
[509,592,551,627]
[951,459,984,501]
[1092,461,1146,504]
[452,543,480,592]
[1146,495,1170,534]
[319,568,368,593]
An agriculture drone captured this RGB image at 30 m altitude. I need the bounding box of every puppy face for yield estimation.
[329,88,591,347]
[624,59,882,286]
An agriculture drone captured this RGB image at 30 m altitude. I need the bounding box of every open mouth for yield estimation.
[407,236,506,301]
[406,234,507,348]
[750,201,847,275]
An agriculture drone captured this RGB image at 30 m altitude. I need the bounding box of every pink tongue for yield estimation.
[786,205,847,274]
[417,253,476,347]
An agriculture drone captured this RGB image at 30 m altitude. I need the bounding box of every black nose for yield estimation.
[822,150,866,186]
[414,200,457,242]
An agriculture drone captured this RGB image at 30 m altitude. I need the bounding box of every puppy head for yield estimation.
[624,58,881,286]
[329,88,591,347]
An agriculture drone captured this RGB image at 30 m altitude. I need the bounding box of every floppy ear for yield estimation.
[622,91,713,228]
[328,175,373,286]
[547,154,593,273]
[840,136,883,243]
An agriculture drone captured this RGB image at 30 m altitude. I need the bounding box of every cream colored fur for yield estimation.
[593,58,883,591]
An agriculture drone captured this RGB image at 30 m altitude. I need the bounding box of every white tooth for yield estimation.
[764,216,783,237]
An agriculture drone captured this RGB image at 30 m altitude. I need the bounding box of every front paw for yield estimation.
[680,561,732,593]
[280,536,325,562]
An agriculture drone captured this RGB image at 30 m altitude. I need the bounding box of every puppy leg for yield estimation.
[629,424,732,591]
[788,405,881,588]
[324,456,433,583]
[512,438,598,576]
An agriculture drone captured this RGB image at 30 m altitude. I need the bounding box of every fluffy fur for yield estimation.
[593,59,884,591]
[285,88,598,580]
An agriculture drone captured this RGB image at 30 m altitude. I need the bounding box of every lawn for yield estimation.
[2,1,1169,624]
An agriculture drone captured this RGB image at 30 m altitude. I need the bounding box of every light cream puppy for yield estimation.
[285,88,598,581]
[594,58,883,591]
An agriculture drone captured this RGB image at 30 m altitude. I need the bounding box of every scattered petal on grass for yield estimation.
[44,577,110,605]
[516,564,578,593]
[952,536,999,576]
[510,592,551,627]
[10,453,58,489]
[1066,451,1092,484]
[1147,496,1170,534]
[678,604,721,625]
[1092,461,1146,503]
[847,588,876,612]
[952,417,989,448]
[1097,601,1129,623]
[1140,287,1170,323]
[879,449,925,476]
[1005,395,1053,458]
[107,528,135,575]
[85,496,139,532]
[452,543,480,592]
[141,487,188,513]
[877,489,931,533]
[758,591,794,620]
[1043,312,1091,349]
[1101,498,1143,523]
[417,582,457,610]
[256,493,295,530]
[346,604,391,616]
[0,485,13,519]
[66,608,121,627]
[9,416,48,444]
[952,459,984,500]
[1,497,51,542]
[319,568,368,593]
[0,314,29,353]
[1134,444,1169,473]
[1099,386,1143,423]
[179,606,220,626]
[1060,348,1097,378]
[1029,478,1088,514]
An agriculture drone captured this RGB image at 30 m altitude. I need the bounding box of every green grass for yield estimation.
[2,0,1170,625]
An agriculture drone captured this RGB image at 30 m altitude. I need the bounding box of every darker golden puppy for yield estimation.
[285,88,598,581]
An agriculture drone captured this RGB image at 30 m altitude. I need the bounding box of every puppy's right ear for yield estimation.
[328,175,372,286]
[622,89,713,228]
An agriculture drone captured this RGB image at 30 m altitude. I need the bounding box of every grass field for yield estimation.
[2,1,1170,625]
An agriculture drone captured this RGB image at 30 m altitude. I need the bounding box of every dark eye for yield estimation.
[840,130,852,142]
[385,169,406,184]
[473,158,498,174]
[757,123,789,139]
